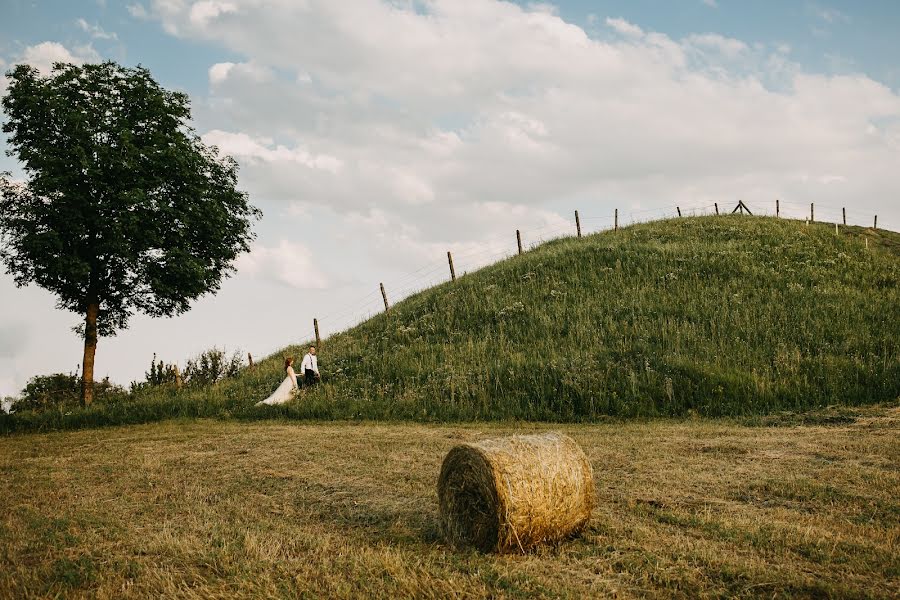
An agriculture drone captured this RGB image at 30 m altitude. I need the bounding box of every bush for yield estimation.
[12,372,128,412]
[183,348,243,387]
[146,353,179,386]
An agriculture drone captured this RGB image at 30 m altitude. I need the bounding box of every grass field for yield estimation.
[3,215,898,433]
[2,404,897,598]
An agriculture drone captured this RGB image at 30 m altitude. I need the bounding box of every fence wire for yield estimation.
[275,199,891,353]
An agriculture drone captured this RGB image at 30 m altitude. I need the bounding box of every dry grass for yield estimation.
[1,406,898,598]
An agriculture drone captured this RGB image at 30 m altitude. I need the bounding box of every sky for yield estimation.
[1,0,899,398]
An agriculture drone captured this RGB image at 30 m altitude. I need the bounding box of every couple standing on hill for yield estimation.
[256,346,320,406]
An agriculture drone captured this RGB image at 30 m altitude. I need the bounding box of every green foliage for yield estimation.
[295,216,900,420]
[0,60,260,334]
[134,353,179,390]
[182,347,243,387]
[0,60,261,402]
[2,216,898,432]
[13,372,127,412]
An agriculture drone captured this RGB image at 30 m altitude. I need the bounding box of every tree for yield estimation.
[0,61,261,405]
[15,372,127,411]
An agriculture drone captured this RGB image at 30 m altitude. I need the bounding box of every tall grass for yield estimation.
[3,215,898,432]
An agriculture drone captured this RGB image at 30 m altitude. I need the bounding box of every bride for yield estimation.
[256,357,300,406]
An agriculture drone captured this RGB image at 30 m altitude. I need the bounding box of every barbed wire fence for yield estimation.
[271,198,891,356]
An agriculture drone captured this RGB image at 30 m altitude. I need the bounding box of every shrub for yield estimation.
[183,348,243,387]
[13,372,128,412]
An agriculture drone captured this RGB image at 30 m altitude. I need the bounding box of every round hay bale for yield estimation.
[437,432,594,553]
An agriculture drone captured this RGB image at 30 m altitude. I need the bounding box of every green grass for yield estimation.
[1,408,898,598]
[3,215,899,432]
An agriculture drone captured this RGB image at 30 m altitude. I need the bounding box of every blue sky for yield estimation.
[1,1,899,398]
[555,1,900,84]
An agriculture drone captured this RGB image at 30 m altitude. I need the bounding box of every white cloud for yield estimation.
[97,3,900,232]
[812,5,850,24]
[202,130,343,173]
[702,0,718,7]
[16,41,99,74]
[235,240,329,289]
[337,202,572,277]
[527,3,559,16]
[208,61,234,84]
[128,3,149,19]
[189,1,238,27]
[819,175,847,184]
[123,0,900,242]
[606,17,644,37]
[0,323,28,360]
[0,41,101,95]
[207,61,271,85]
[75,18,118,40]
[685,33,748,58]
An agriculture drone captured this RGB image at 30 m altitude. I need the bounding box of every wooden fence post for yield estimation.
[313,318,321,347]
[676,206,681,217]
[835,223,839,235]
[516,230,523,255]
[380,282,389,311]
[810,203,814,223]
[714,203,719,215]
[776,199,780,217]
[575,210,581,238]
[447,251,456,282]
[247,353,253,369]
[614,209,618,231]
[843,207,846,226]
[874,215,878,230]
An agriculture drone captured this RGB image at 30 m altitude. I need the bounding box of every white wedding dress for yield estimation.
[257,366,299,406]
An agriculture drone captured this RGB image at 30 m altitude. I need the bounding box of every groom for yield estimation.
[300,346,320,387]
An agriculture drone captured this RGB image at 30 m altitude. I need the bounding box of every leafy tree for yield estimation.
[15,372,127,412]
[0,61,261,405]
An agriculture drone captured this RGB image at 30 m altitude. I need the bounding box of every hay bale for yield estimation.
[437,432,594,553]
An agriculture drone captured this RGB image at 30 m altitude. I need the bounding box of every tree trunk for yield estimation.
[81,302,99,406]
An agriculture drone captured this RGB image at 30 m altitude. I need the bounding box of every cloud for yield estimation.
[128,3,149,19]
[189,1,238,27]
[122,1,900,244]
[202,130,343,173]
[208,61,234,83]
[336,202,572,277]
[811,4,850,24]
[0,323,29,360]
[0,41,100,94]
[606,17,644,37]
[0,322,29,402]
[207,60,271,85]
[685,33,748,58]
[235,240,329,289]
[702,0,718,7]
[15,41,99,74]
[75,18,118,40]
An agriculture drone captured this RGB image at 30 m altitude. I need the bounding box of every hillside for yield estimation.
[4,215,899,431]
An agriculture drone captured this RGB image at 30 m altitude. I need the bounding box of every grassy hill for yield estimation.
[3,215,899,431]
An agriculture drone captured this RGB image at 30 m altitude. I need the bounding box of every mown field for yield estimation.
[3,215,898,433]
[2,405,898,598]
